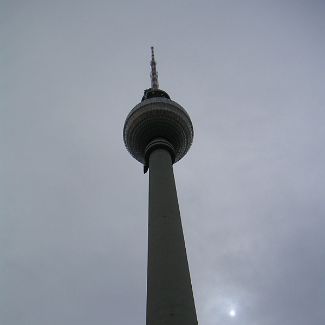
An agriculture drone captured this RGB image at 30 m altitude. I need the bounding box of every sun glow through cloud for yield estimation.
[229,309,236,318]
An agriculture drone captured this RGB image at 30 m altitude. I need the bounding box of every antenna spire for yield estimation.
[150,46,159,89]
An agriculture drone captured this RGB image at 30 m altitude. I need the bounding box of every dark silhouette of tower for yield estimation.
[123,47,198,325]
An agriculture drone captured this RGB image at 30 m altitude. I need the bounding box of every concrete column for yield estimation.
[146,148,198,325]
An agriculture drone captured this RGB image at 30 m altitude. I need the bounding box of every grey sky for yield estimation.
[1,0,325,324]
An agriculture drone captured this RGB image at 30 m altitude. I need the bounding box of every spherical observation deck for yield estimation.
[123,90,194,165]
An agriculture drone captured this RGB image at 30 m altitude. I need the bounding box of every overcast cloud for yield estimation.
[1,1,325,324]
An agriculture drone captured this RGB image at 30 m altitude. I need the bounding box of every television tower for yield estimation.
[123,47,197,325]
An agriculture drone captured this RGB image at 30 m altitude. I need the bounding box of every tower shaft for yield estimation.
[147,148,198,325]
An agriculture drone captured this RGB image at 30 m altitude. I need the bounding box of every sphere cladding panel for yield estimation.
[123,98,194,164]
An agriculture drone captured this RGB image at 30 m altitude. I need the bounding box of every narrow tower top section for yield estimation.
[142,47,170,101]
[124,47,194,166]
[150,46,159,89]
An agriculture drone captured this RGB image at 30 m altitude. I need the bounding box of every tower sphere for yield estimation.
[123,90,194,165]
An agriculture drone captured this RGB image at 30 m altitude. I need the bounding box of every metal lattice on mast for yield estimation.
[150,46,159,89]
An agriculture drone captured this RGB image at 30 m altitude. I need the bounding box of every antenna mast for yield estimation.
[150,47,159,89]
